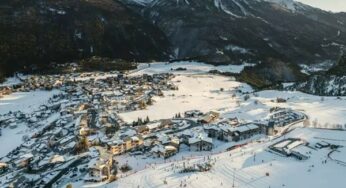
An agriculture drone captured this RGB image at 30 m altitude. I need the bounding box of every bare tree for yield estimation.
[312,119,318,128]
[303,119,311,127]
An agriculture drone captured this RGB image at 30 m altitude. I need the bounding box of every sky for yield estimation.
[297,0,346,12]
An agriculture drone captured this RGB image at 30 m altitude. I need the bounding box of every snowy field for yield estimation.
[0,123,27,158]
[119,74,252,122]
[0,90,60,115]
[221,90,346,127]
[132,61,253,75]
[106,128,346,188]
[119,75,346,127]
[0,90,61,157]
[0,74,26,87]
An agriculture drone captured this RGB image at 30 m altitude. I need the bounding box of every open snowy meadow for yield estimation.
[0,90,60,157]
[119,74,252,122]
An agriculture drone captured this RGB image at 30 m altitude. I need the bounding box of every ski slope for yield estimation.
[108,128,346,188]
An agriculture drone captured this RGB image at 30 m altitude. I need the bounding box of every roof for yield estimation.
[21,153,34,159]
[146,122,161,130]
[165,145,177,151]
[204,125,220,131]
[0,162,8,168]
[151,144,177,153]
[189,134,213,144]
[231,124,259,133]
[50,155,65,163]
[291,145,313,156]
[131,136,139,141]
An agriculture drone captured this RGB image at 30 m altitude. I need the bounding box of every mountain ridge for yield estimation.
[0,0,170,78]
[122,0,346,65]
[1,0,346,84]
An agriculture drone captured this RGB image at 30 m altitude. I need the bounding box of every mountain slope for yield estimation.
[0,0,170,77]
[290,53,346,96]
[122,0,346,65]
[239,58,307,88]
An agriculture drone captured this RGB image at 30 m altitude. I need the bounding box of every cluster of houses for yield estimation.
[84,147,117,182]
[0,72,180,187]
[0,74,65,96]
[0,68,309,187]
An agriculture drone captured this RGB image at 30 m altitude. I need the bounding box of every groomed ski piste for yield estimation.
[106,128,346,188]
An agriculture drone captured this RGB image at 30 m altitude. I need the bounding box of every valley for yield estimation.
[0,0,346,187]
[0,62,345,188]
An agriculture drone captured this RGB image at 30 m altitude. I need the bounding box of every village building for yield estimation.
[189,134,213,151]
[184,110,204,118]
[269,138,312,160]
[150,144,178,159]
[13,153,34,168]
[0,162,8,173]
[200,111,220,124]
[204,122,262,142]
[85,147,116,182]
[230,124,260,141]
[110,140,125,155]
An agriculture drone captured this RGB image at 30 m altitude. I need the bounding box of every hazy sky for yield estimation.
[297,0,346,12]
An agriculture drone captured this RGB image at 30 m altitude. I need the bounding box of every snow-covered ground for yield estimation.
[121,61,346,127]
[113,62,346,187]
[131,61,253,76]
[0,74,26,87]
[0,123,27,158]
[254,90,346,126]
[299,61,335,75]
[106,128,346,188]
[119,74,252,122]
[73,72,118,81]
[0,90,60,115]
[119,78,346,127]
[0,90,61,157]
[2,61,345,188]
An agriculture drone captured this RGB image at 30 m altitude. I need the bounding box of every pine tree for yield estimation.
[139,101,146,109]
[147,98,153,105]
[138,118,143,125]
